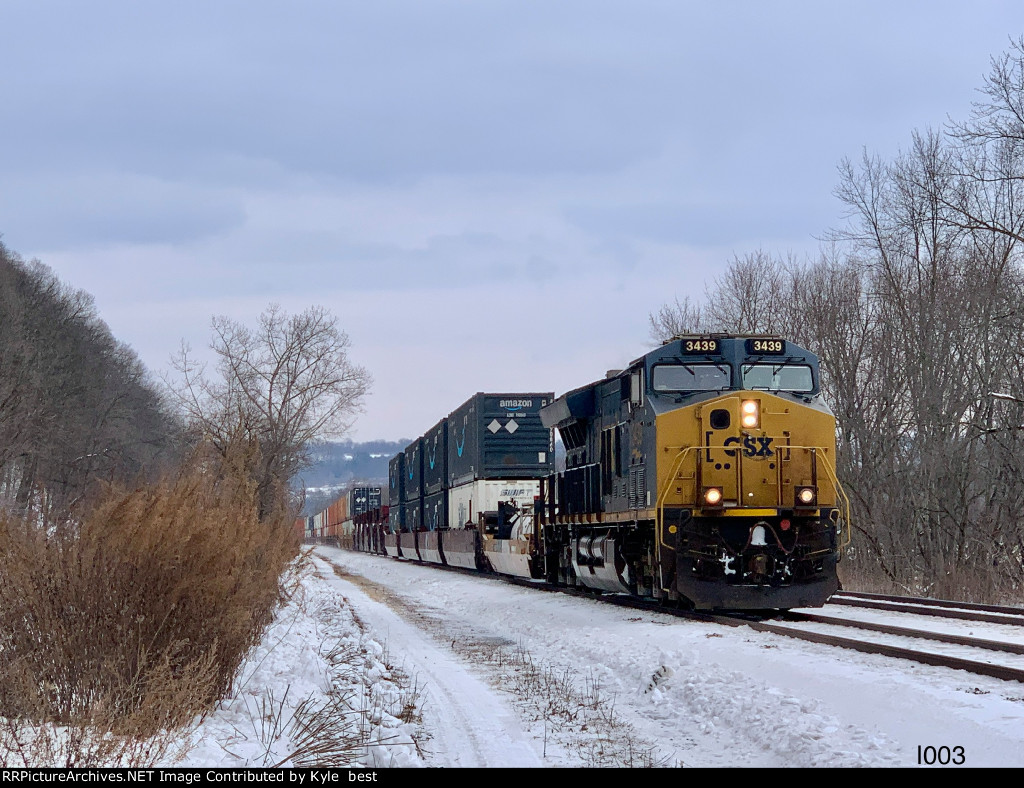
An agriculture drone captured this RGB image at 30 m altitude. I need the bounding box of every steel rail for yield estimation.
[832,590,1024,617]
[781,611,1024,655]
[827,596,1024,627]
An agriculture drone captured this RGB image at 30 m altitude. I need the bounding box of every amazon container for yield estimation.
[424,490,447,532]
[388,453,405,508]
[420,495,445,564]
[388,502,405,534]
[403,438,424,503]
[422,419,448,495]
[447,393,555,487]
[405,498,423,533]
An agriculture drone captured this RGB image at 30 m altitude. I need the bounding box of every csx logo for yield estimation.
[724,435,774,458]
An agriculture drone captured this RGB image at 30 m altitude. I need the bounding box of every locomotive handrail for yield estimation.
[814,447,853,551]
[656,446,697,551]
[774,443,853,551]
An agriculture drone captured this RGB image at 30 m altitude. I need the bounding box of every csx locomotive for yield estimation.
[327,333,849,611]
[538,333,849,610]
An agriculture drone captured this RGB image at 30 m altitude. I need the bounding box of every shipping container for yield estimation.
[327,497,348,533]
[406,497,423,532]
[340,518,354,550]
[423,419,448,495]
[447,393,554,486]
[388,453,406,506]
[403,438,424,502]
[447,478,541,529]
[388,502,406,534]
[349,486,383,517]
[424,490,447,531]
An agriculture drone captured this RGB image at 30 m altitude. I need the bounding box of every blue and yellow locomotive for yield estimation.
[539,334,849,610]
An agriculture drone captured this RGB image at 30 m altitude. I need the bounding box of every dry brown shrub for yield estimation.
[0,441,298,766]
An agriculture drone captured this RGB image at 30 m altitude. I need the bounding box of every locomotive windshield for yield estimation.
[652,363,731,392]
[741,363,813,392]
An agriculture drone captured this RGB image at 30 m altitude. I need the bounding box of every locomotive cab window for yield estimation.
[741,363,814,393]
[652,363,731,392]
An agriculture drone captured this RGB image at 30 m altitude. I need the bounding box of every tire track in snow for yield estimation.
[315,555,544,767]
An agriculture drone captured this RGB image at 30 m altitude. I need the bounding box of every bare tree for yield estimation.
[703,249,795,334]
[648,249,797,344]
[648,295,707,343]
[167,304,371,519]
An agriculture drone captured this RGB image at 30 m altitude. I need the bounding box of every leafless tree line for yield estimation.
[0,239,371,527]
[0,244,183,519]
[651,38,1024,601]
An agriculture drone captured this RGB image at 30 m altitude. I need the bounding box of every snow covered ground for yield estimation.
[165,546,1024,768]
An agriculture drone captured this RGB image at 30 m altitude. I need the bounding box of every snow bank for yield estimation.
[166,552,425,768]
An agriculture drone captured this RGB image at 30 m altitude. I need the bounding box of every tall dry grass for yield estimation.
[0,443,299,766]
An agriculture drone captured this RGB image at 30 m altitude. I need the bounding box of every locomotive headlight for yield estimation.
[740,399,760,429]
[703,487,724,506]
[795,486,817,506]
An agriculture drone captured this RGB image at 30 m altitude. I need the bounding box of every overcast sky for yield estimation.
[2,1,1021,442]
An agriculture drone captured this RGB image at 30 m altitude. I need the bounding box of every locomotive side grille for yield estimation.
[627,466,646,509]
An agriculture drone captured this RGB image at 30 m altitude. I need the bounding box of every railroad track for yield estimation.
[509,574,1024,683]
[589,593,1024,684]
[572,589,1024,684]
[325,547,1024,684]
[829,590,1024,626]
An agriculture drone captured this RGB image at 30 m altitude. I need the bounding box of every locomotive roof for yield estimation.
[642,333,813,362]
[541,334,820,429]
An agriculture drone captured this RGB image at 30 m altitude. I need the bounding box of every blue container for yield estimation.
[424,490,447,531]
[447,393,555,486]
[403,438,423,503]
[423,419,448,495]
[388,453,405,507]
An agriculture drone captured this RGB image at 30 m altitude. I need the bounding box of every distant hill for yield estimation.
[296,439,407,516]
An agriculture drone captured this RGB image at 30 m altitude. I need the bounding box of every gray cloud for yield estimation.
[0,172,245,250]
[2,0,1023,440]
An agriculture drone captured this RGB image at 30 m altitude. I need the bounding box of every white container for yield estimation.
[447,479,540,528]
